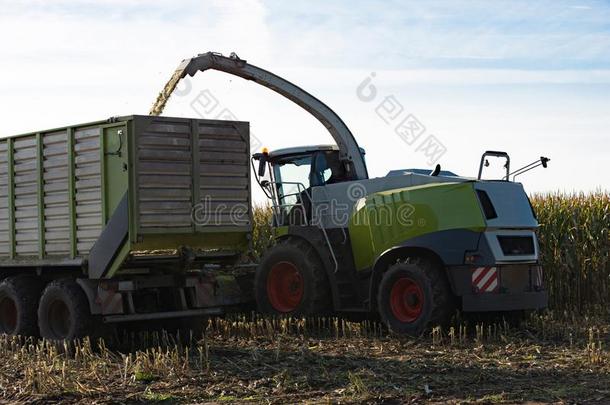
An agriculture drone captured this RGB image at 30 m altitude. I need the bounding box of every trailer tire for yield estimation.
[377,258,454,336]
[38,278,92,341]
[0,276,43,337]
[256,238,331,315]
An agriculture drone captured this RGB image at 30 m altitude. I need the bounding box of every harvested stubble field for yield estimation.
[0,192,609,404]
[0,314,609,404]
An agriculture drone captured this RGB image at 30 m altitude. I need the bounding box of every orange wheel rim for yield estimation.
[267,261,304,313]
[390,277,424,323]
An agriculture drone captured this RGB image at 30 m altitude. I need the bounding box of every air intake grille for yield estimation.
[497,236,535,256]
[476,189,498,219]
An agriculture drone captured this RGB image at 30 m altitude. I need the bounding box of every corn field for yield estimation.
[532,192,610,315]
[253,192,610,315]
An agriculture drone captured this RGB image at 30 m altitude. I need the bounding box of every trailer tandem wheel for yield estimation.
[0,275,44,337]
[38,278,92,341]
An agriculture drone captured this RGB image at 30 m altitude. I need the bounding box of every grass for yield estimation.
[134,370,157,383]
[142,388,177,402]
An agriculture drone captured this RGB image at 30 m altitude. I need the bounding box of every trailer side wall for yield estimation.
[0,116,252,272]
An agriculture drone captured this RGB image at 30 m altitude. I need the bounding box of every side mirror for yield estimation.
[258,156,267,177]
[253,151,268,178]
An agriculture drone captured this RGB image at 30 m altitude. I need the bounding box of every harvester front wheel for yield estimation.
[256,238,330,315]
[377,258,453,335]
[0,275,43,337]
[38,279,92,341]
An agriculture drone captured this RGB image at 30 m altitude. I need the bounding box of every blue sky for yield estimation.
[263,0,610,69]
[0,0,608,198]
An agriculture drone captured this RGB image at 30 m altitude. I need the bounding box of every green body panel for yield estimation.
[0,116,252,278]
[66,128,77,259]
[349,182,486,271]
[102,124,130,222]
[36,133,45,259]
[106,242,132,278]
[274,226,289,238]
[130,233,249,251]
[6,139,15,259]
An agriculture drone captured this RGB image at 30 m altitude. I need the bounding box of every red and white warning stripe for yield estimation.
[472,266,499,293]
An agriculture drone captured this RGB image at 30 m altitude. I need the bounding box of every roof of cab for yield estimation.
[268,144,339,159]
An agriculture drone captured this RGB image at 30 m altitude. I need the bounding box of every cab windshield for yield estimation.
[272,155,312,207]
[271,151,342,208]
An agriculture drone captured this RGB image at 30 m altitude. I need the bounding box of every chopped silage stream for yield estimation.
[149,63,186,116]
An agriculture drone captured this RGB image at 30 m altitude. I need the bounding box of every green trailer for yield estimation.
[0,115,254,339]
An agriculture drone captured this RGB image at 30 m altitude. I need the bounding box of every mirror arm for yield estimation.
[251,157,274,200]
[509,157,551,181]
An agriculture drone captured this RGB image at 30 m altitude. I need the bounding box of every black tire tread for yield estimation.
[38,278,91,340]
[405,257,455,327]
[377,257,455,335]
[0,275,44,337]
[256,237,331,315]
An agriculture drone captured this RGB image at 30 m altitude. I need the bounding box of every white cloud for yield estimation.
[0,0,271,131]
[0,0,608,197]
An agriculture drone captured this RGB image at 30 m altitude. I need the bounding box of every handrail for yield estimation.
[270,181,339,273]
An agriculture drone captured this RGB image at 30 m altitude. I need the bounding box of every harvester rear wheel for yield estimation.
[256,238,331,315]
[0,275,43,337]
[377,258,453,335]
[38,278,92,341]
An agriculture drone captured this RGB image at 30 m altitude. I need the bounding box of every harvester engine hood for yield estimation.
[474,181,538,229]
